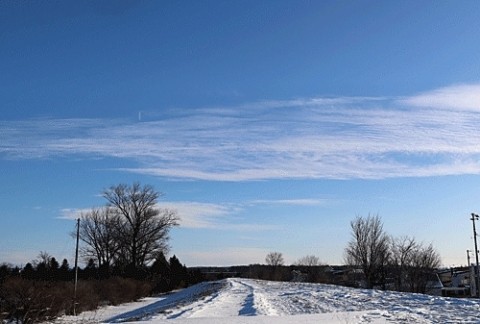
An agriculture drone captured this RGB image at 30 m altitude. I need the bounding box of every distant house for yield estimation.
[291,270,308,282]
[438,267,471,297]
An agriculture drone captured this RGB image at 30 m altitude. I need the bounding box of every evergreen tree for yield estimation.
[50,257,60,271]
[59,259,70,281]
[49,257,60,280]
[84,258,97,279]
[22,263,35,280]
[150,253,171,293]
[169,255,188,289]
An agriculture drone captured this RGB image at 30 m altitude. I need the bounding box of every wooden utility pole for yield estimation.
[471,213,480,298]
[74,218,80,315]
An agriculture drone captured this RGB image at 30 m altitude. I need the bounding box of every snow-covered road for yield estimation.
[57,278,480,324]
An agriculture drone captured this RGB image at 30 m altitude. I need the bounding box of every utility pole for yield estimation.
[467,249,471,267]
[471,213,480,298]
[74,218,80,315]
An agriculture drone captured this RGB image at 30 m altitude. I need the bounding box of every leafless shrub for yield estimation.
[0,277,70,323]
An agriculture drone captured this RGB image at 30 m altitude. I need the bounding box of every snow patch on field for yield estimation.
[56,278,480,324]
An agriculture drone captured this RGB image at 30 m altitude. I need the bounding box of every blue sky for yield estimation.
[2,1,480,267]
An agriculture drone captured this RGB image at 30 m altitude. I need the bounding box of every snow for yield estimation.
[55,278,480,324]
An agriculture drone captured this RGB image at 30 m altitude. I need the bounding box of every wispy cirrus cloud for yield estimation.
[159,201,279,231]
[401,83,480,111]
[59,208,88,220]
[249,199,328,206]
[3,83,480,181]
[59,202,278,231]
[158,201,235,229]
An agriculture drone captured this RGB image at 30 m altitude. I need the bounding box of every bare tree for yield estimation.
[36,251,52,268]
[390,236,418,291]
[295,255,326,283]
[78,207,121,271]
[389,236,442,293]
[408,243,441,293]
[296,255,321,267]
[103,183,179,269]
[265,252,284,267]
[344,215,390,289]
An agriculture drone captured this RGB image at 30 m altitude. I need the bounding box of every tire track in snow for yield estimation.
[167,278,281,318]
[234,279,279,316]
[164,278,257,319]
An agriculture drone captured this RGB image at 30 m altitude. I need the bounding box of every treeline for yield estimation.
[206,264,333,283]
[195,264,356,286]
[197,251,337,284]
[0,252,203,324]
